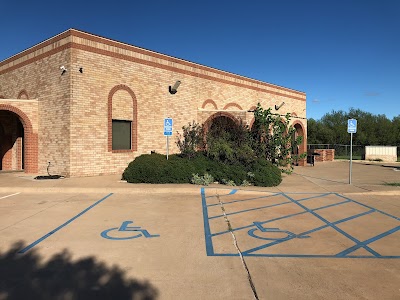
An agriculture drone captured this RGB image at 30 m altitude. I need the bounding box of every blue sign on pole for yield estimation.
[164,118,173,136]
[347,119,357,133]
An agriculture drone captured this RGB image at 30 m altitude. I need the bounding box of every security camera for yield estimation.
[60,66,67,75]
[169,80,181,94]
[275,102,285,110]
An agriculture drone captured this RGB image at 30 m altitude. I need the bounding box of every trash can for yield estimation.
[307,152,320,166]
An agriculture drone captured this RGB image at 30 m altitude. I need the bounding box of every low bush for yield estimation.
[122,152,282,187]
[250,158,282,186]
[191,173,214,186]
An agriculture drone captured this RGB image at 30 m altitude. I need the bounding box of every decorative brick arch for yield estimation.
[291,112,298,117]
[292,120,307,166]
[0,104,38,173]
[201,99,218,109]
[248,106,257,128]
[17,90,29,99]
[203,111,240,134]
[108,84,138,152]
[223,102,243,110]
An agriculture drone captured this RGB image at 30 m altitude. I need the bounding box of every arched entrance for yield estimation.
[203,112,239,136]
[0,105,38,173]
[292,121,306,166]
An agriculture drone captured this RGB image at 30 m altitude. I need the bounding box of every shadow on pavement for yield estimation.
[0,242,158,300]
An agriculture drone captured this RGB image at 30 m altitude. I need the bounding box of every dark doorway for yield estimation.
[0,111,24,171]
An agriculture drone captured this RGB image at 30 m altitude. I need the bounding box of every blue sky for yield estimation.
[1,0,399,120]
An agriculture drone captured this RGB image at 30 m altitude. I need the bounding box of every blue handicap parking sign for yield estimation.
[347,119,357,133]
[164,118,173,136]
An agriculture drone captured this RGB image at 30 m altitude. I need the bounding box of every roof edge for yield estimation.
[1,28,306,96]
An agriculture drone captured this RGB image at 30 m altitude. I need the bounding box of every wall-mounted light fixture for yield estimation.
[169,80,181,94]
[275,102,285,110]
[79,67,83,73]
[60,66,67,75]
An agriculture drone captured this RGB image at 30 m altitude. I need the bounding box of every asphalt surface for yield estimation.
[0,160,399,299]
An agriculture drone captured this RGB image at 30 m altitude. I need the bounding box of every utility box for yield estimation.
[365,146,397,162]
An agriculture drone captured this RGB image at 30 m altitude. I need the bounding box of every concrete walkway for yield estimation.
[0,161,399,299]
[1,160,399,195]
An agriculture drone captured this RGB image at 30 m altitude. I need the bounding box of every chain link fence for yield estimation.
[308,144,365,160]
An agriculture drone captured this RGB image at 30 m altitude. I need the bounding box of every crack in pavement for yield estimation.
[216,192,260,300]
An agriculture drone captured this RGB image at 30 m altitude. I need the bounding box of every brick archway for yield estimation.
[201,99,218,109]
[107,84,138,152]
[203,111,239,132]
[0,104,38,173]
[292,120,306,166]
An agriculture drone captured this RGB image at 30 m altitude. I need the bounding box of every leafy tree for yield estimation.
[308,108,400,151]
[206,117,256,165]
[176,103,304,174]
[251,103,305,173]
[175,121,204,159]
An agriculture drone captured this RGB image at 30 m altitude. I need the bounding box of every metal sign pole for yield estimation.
[349,132,353,184]
[166,136,169,160]
[164,117,173,160]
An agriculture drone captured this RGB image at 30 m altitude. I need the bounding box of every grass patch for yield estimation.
[383,182,400,187]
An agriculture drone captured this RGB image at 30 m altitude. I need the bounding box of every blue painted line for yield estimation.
[209,193,344,220]
[334,209,375,224]
[294,192,332,202]
[336,226,400,257]
[209,200,292,220]
[212,197,368,237]
[211,253,400,259]
[212,211,308,237]
[18,193,114,254]
[281,193,382,257]
[207,193,281,207]
[229,189,238,195]
[201,188,214,256]
[242,209,376,254]
[334,193,400,221]
[203,189,399,258]
[313,199,350,211]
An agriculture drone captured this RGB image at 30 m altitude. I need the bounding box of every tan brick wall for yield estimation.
[1,29,307,177]
[112,90,134,121]
[70,44,306,176]
[0,45,71,175]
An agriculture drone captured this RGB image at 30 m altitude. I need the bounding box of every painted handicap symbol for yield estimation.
[248,222,310,241]
[101,221,160,240]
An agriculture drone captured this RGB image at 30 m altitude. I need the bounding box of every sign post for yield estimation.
[347,119,357,184]
[164,118,173,160]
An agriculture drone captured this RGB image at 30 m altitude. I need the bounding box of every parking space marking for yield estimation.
[101,220,160,240]
[0,192,20,200]
[337,226,400,257]
[202,188,400,259]
[282,193,382,257]
[18,193,113,254]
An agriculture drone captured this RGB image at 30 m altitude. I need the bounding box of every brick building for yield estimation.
[0,29,307,177]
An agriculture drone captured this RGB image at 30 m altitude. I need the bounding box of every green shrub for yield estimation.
[122,153,195,183]
[122,153,282,187]
[191,173,214,186]
[250,159,282,187]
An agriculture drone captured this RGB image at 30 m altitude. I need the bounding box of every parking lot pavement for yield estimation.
[0,162,399,299]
